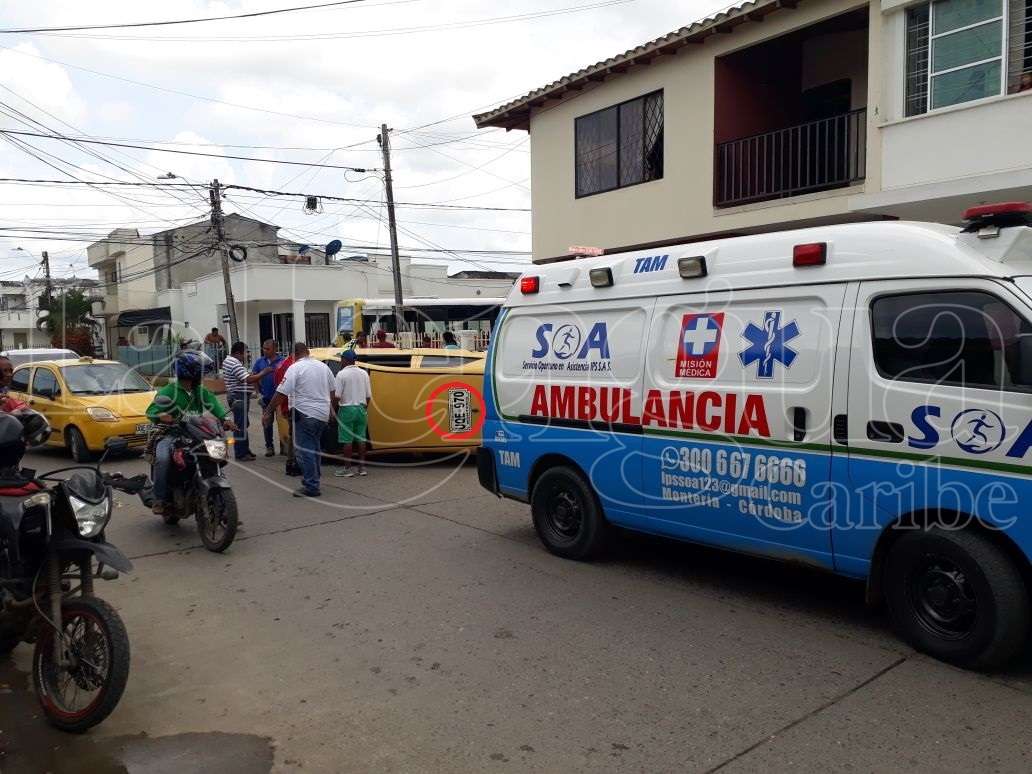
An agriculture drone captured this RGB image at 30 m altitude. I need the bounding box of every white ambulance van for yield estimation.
[478,203,1032,669]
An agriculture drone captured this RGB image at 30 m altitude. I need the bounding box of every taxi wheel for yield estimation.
[66,427,94,463]
[531,466,608,560]
[884,526,1029,670]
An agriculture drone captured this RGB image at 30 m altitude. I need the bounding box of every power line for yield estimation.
[30,0,634,42]
[0,178,531,210]
[0,0,390,33]
[0,129,378,172]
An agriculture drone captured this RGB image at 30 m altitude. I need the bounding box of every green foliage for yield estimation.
[39,289,96,356]
[38,289,92,335]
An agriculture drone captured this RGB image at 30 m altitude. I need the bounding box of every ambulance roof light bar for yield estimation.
[961,201,1032,234]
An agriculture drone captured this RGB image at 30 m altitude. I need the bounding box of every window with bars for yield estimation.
[905,0,1032,116]
[574,91,663,197]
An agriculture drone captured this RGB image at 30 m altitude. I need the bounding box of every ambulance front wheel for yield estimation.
[884,526,1030,670]
[531,466,609,560]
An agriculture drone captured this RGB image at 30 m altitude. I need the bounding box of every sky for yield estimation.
[0,0,732,281]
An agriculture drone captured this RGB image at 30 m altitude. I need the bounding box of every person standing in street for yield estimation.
[353,330,368,350]
[332,350,372,477]
[273,352,297,474]
[264,342,335,498]
[252,339,283,457]
[222,341,272,462]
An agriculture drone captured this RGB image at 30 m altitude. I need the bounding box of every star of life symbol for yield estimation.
[675,313,723,379]
[739,310,800,379]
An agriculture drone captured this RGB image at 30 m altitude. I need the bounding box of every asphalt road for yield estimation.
[3,438,1032,773]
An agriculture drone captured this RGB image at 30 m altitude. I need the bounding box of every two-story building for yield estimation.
[0,277,100,352]
[474,0,1032,257]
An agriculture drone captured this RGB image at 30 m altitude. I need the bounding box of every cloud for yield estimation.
[0,42,86,123]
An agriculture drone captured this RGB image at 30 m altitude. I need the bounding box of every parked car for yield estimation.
[307,347,486,455]
[8,357,156,461]
[1,348,78,368]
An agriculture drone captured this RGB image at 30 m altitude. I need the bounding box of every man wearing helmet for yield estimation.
[145,351,236,515]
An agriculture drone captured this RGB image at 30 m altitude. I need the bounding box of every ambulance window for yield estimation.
[871,291,1032,390]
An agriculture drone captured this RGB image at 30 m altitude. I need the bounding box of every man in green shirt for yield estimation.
[146,352,236,514]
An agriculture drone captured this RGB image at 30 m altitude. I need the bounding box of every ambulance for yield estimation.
[477,203,1032,670]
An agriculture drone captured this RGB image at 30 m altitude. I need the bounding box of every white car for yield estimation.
[1,348,79,368]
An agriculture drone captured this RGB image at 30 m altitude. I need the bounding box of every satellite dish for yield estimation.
[229,245,248,263]
[325,239,342,258]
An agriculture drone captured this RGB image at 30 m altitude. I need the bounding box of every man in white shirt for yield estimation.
[263,342,335,497]
[332,349,372,477]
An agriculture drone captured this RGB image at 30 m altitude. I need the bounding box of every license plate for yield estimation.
[136,423,150,435]
[448,388,472,434]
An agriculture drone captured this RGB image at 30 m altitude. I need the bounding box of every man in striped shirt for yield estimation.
[222,341,274,462]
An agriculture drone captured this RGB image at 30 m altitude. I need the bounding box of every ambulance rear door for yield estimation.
[639,283,847,568]
[491,299,653,522]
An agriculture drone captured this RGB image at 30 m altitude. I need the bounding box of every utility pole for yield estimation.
[209,179,240,344]
[377,124,405,336]
[41,250,52,304]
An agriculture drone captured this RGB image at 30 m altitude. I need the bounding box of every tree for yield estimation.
[39,289,95,356]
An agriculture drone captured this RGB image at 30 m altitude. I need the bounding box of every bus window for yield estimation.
[419,356,478,368]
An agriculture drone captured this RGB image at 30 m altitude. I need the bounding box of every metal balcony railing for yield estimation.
[715,108,867,208]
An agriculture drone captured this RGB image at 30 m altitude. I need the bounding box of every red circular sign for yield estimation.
[424,381,486,441]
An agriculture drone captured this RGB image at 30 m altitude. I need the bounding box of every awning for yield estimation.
[114,306,172,327]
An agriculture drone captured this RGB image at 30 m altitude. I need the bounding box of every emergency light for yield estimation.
[520,276,540,294]
[961,201,1032,232]
[793,242,827,267]
[589,267,614,287]
[677,256,707,278]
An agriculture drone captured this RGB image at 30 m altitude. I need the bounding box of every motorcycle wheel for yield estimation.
[197,488,238,553]
[32,596,130,734]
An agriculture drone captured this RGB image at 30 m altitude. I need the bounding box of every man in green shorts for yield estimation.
[331,349,372,477]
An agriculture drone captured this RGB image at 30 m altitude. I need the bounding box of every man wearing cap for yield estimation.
[331,349,372,477]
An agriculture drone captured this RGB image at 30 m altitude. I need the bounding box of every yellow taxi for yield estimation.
[307,347,486,454]
[8,357,156,461]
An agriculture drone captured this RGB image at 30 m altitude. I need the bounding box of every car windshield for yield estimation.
[62,363,152,395]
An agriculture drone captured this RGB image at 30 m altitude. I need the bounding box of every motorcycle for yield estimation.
[136,396,239,553]
[0,436,132,733]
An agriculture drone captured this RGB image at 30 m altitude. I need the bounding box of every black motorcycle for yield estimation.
[0,431,132,733]
[138,397,239,553]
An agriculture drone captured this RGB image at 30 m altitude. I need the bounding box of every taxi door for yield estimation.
[639,283,847,568]
[27,366,67,438]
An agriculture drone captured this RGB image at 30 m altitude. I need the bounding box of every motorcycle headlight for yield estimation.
[87,406,118,422]
[203,439,227,460]
[68,494,110,538]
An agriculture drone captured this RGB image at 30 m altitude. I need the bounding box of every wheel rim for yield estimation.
[907,553,978,640]
[37,609,109,720]
[545,485,583,540]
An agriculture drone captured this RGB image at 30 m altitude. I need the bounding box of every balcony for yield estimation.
[715,108,867,208]
[712,6,869,209]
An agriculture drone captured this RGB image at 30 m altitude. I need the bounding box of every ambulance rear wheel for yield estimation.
[884,526,1029,670]
[531,466,608,560]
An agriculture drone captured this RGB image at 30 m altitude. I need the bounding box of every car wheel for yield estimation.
[884,526,1030,670]
[531,466,608,560]
[66,426,94,463]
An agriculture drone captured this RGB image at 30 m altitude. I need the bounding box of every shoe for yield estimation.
[293,487,321,498]
[151,501,168,515]
[358,468,368,477]
[238,453,257,462]
[335,467,354,478]
[265,447,275,458]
